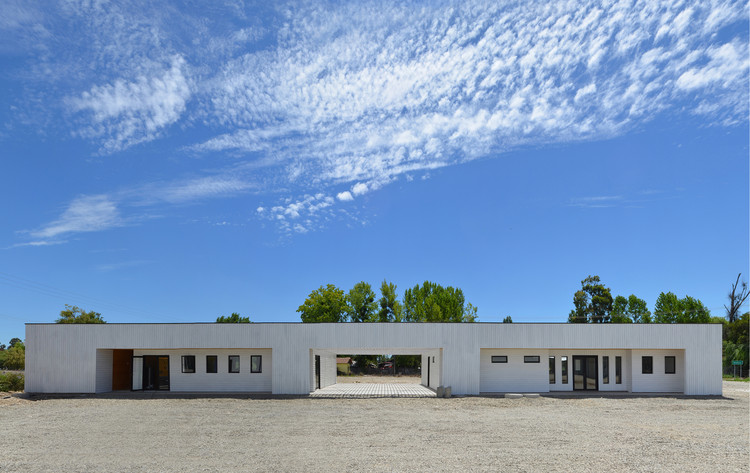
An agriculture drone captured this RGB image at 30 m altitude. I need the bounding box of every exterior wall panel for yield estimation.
[480,349,549,393]
[95,349,113,394]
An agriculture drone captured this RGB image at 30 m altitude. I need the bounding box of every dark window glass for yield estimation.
[603,356,609,384]
[181,355,195,373]
[206,355,217,374]
[665,356,676,374]
[561,356,568,384]
[615,356,622,384]
[642,356,653,374]
[251,355,262,373]
[524,356,540,363]
[549,356,555,384]
[228,355,240,373]
[491,356,507,363]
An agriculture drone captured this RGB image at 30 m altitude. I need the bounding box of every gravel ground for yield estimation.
[0,381,747,473]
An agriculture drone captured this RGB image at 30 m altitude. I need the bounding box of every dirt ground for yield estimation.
[336,374,422,383]
[0,381,747,472]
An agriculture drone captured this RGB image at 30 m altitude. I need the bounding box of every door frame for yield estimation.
[314,355,321,390]
[572,355,599,391]
[132,355,170,391]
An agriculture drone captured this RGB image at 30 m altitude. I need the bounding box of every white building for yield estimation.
[24,322,722,395]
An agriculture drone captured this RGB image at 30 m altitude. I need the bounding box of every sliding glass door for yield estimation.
[573,356,598,391]
[132,355,170,391]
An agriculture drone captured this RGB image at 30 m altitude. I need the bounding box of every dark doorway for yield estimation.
[315,355,321,390]
[112,349,133,390]
[573,356,598,391]
[132,355,170,391]
[427,357,431,387]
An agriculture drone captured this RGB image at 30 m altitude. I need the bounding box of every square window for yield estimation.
[181,355,195,373]
[206,355,217,374]
[642,356,653,374]
[491,356,507,363]
[665,356,676,374]
[524,356,540,363]
[251,355,262,373]
[228,355,240,373]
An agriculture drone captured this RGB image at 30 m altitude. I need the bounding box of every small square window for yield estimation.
[665,356,676,374]
[206,355,217,374]
[251,355,262,373]
[524,356,540,363]
[181,355,195,373]
[491,356,507,363]
[642,356,653,374]
[228,355,240,373]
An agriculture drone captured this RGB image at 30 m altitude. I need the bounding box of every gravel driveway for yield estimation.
[1,381,747,472]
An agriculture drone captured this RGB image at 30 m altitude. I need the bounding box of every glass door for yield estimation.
[139,355,170,391]
[573,356,598,391]
[132,356,143,391]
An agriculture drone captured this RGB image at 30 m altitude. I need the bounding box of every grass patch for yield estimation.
[0,371,24,391]
[723,375,749,382]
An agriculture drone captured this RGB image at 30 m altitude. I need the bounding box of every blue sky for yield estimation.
[0,0,748,340]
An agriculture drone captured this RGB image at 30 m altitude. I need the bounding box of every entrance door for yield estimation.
[133,355,170,391]
[315,355,321,390]
[573,356,598,391]
[112,349,133,390]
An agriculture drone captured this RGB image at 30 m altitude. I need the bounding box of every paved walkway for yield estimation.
[310,383,436,398]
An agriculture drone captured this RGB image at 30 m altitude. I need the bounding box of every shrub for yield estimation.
[0,372,24,392]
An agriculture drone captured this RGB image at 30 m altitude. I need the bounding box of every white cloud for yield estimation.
[351,183,368,196]
[32,195,122,238]
[337,191,353,201]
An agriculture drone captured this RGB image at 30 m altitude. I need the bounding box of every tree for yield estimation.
[3,341,24,370]
[725,273,749,323]
[567,276,613,323]
[297,284,348,323]
[502,315,513,323]
[377,280,402,322]
[346,282,378,323]
[56,305,106,324]
[8,338,22,348]
[402,281,477,322]
[653,292,710,323]
[611,295,651,323]
[216,313,251,323]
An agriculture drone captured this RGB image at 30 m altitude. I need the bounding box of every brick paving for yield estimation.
[310,383,436,398]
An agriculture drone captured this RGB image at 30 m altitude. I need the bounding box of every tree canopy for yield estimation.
[653,292,710,323]
[402,281,477,323]
[568,276,613,323]
[297,284,348,323]
[346,282,378,323]
[611,295,651,323]
[377,280,402,322]
[216,313,251,323]
[56,305,106,324]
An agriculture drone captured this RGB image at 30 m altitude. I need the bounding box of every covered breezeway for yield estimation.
[310,347,442,397]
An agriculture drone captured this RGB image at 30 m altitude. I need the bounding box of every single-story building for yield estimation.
[24,322,722,395]
[336,357,353,375]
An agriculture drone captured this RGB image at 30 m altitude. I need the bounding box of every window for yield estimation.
[549,356,555,384]
[206,355,217,374]
[561,356,568,384]
[228,355,240,373]
[602,356,609,384]
[524,356,540,363]
[642,356,653,374]
[491,356,507,363]
[665,356,676,374]
[181,355,195,373]
[615,356,622,384]
[251,355,262,373]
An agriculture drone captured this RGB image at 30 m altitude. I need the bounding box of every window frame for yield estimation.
[665,356,676,374]
[615,356,622,384]
[602,356,609,384]
[524,355,540,363]
[491,356,507,363]
[181,355,196,374]
[642,356,653,374]
[228,355,240,373]
[561,356,568,384]
[206,355,218,374]
[549,356,555,384]
[251,355,262,373]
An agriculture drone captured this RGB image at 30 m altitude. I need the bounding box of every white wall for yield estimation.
[479,349,549,393]
[631,350,684,393]
[420,350,441,389]
[95,349,113,394]
[134,349,272,392]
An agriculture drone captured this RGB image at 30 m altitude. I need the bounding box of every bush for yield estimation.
[0,372,24,391]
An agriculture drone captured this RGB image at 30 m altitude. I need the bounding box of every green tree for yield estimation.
[502,315,513,323]
[567,276,613,323]
[377,280,403,322]
[56,305,106,324]
[653,292,710,323]
[297,284,348,323]
[216,313,251,323]
[8,338,22,348]
[3,341,24,370]
[611,295,651,323]
[346,281,378,323]
[402,281,477,322]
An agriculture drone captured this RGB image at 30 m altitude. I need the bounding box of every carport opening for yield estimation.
[336,354,422,384]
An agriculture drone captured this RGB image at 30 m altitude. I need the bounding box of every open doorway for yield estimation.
[336,354,422,385]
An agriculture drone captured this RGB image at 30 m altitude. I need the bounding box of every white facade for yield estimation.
[25,323,722,395]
